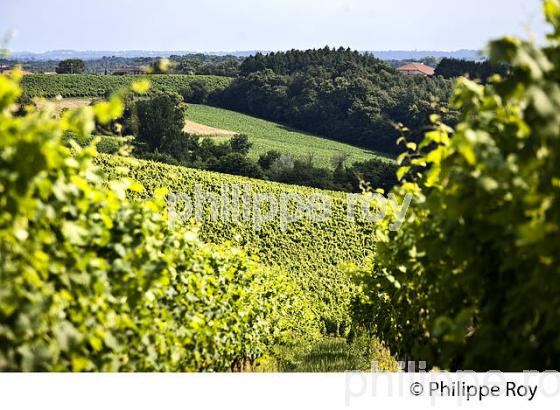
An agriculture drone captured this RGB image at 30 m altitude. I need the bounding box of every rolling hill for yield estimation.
[95,153,378,332]
[33,95,394,171]
[187,104,393,169]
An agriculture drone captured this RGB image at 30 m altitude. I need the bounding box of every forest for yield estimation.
[213,48,457,154]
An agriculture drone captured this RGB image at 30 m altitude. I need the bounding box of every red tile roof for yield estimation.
[397,62,435,76]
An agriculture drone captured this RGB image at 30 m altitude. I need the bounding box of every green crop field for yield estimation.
[3,72,397,371]
[187,104,394,169]
[20,74,394,170]
[94,153,377,333]
[21,74,232,98]
[93,152,401,370]
[32,95,394,170]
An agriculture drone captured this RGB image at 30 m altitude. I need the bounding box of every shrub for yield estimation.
[258,150,282,170]
[56,59,86,74]
[136,151,181,166]
[352,0,560,370]
[212,152,264,178]
[0,71,319,371]
[64,132,132,155]
[229,134,252,155]
[180,79,212,103]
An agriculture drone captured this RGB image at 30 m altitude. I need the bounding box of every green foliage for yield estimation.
[353,0,560,370]
[130,96,393,191]
[258,150,282,170]
[21,74,232,98]
[171,54,241,77]
[239,47,389,77]
[257,154,398,193]
[180,78,213,103]
[0,73,319,371]
[212,153,264,179]
[268,336,398,372]
[7,54,242,76]
[135,91,188,153]
[56,59,86,74]
[347,159,399,193]
[218,47,456,154]
[64,133,131,154]
[94,153,378,334]
[270,157,337,190]
[229,134,252,155]
[434,57,508,83]
[147,58,171,75]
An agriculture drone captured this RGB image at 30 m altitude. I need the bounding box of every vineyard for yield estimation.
[34,97,390,171]
[188,104,391,169]
[350,2,560,371]
[3,0,560,375]
[21,74,232,98]
[0,75,321,371]
[94,153,376,334]
[0,71,392,371]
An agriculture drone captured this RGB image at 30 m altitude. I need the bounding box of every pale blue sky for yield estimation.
[1,0,548,52]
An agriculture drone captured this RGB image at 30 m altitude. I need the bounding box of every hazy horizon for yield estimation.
[1,0,548,53]
[7,47,483,54]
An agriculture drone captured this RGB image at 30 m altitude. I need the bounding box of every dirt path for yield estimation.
[184,120,237,137]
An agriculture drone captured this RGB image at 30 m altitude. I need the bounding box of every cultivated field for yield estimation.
[187,104,393,169]
[21,74,232,98]
[39,97,393,169]
[95,152,375,332]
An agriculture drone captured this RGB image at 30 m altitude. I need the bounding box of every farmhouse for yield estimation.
[397,62,435,77]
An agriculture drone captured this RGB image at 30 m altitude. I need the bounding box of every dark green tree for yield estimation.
[258,150,282,170]
[212,153,264,178]
[55,58,86,74]
[229,134,252,155]
[215,48,455,154]
[180,79,212,103]
[135,92,188,154]
[434,57,508,83]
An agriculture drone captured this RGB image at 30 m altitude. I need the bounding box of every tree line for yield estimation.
[15,49,509,159]
[434,57,508,83]
[4,55,243,76]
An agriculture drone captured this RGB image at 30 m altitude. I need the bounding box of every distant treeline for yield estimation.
[2,54,242,76]
[238,48,389,76]
[15,49,508,156]
[209,47,456,155]
[171,54,241,77]
[434,58,509,83]
[20,74,232,98]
